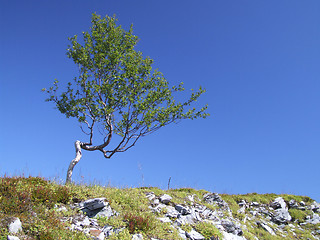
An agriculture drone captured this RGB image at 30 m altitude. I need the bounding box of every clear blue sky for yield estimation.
[1,1,319,201]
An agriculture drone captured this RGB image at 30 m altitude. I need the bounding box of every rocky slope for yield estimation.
[1,177,320,240]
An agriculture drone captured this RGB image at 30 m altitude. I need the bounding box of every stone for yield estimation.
[55,205,68,212]
[132,233,144,240]
[289,199,298,209]
[299,201,306,206]
[257,221,276,235]
[8,218,22,234]
[271,208,292,224]
[305,214,320,224]
[175,204,190,215]
[203,193,229,209]
[311,201,320,213]
[238,200,246,207]
[145,192,156,201]
[89,228,105,240]
[175,214,196,225]
[159,194,172,204]
[177,227,188,239]
[270,197,287,210]
[7,236,20,240]
[79,198,107,210]
[79,198,110,217]
[237,206,245,214]
[222,232,247,240]
[186,195,195,202]
[102,225,113,237]
[221,219,243,236]
[251,202,260,207]
[158,217,172,223]
[95,205,115,218]
[165,206,180,218]
[185,229,205,240]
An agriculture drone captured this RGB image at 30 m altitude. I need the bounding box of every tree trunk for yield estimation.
[65,140,82,184]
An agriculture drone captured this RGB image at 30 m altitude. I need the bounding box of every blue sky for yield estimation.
[1,1,319,201]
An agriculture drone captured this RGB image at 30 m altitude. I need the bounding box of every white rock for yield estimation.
[166,206,180,218]
[305,213,320,224]
[145,192,156,201]
[132,233,143,240]
[222,231,247,240]
[7,236,20,240]
[159,194,172,204]
[257,221,276,235]
[270,197,287,210]
[186,229,205,240]
[8,218,22,234]
[177,227,188,239]
[158,217,172,223]
[175,204,190,215]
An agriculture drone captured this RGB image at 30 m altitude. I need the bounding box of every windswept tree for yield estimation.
[43,14,209,184]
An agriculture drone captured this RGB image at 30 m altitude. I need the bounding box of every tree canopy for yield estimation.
[43,13,208,182]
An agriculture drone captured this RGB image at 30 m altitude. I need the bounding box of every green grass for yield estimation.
[1,176,319,240]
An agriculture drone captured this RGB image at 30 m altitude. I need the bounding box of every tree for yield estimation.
[43,14,209,184]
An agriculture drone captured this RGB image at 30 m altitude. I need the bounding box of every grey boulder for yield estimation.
[271,208,292,224]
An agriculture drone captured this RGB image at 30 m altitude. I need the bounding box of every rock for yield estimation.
[238,200,246,207]
[158,217,172,223]
[55,204,68,212]
[221,219,243,236]
[175,204,191,215]
[78,198,111,218]
[257,221,276,235]
[270,197,287,210]
[159,194,172,204]
[89,228,105,240]
[289,199,298,209]
[271,208,292,224]
[222,232,247,240]
[311,201,320,213]
[177,227,188,239]
[165,206,180,218]
[145,192,156,201]
[132,233,143,240]
[186,195,195,202]
[237,206,245,214]
[149,203,167,213]
[299,201,306,206]
[79,198,107,210]
[185,229,205,240]
[95,205,115,218]
[102,225,113,237]
[175,214,196,225]
[250,202,259,207]
[7,236,20,240]
[305,214,320,224]
[8,218,22,234]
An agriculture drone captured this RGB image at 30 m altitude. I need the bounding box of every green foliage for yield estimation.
[44,13,208,159]
[180,223,193,232]
[124,213,152,233]
[2,176,318,240]
[0,176,87,240]
[194,222,223,239]
[288,208,308,223]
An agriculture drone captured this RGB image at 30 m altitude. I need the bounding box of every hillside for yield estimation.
[1,176,319,240]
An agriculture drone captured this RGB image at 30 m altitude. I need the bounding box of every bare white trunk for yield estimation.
[65,140,82,184]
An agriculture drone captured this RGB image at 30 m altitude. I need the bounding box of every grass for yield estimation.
[0,175,319,240]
